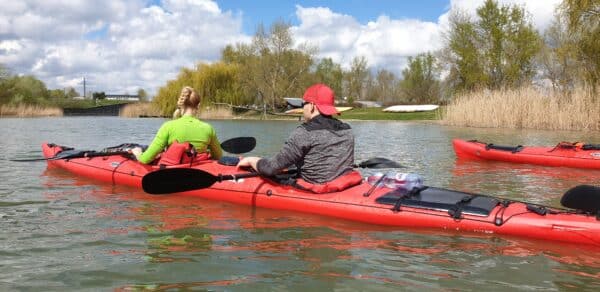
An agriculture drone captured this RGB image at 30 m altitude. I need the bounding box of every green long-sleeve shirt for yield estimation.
[138,115,222,164]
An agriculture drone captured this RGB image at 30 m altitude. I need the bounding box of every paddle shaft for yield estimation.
[216,172,260,182]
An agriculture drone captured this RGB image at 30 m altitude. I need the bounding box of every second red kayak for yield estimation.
[453,139,600,169]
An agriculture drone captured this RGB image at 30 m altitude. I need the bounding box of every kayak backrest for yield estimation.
[561,185,600,214]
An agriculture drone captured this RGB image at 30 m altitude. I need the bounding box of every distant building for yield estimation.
[105,94,140,101]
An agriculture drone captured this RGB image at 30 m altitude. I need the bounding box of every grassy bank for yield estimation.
[120,103,442,121]
[0,104,62,117]
[339,107,441,120]
[443,87,600,131]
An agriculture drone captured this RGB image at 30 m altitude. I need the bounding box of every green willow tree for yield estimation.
[399,53,441,104]
[153,62,242,117]
[441,0,541,92]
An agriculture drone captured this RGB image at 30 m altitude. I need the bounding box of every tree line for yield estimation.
[0,64,149,106]
[1,0,597,115]
[154,0,599,116]
[0,65,80,106]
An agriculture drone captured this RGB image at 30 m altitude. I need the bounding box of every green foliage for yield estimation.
[0,64,84,106]
[539,17,579,92]
[560,0,600,88]
[344,56,370,104]
[92,92,106,100]
[6,75,49,104]
[314,58,343,96]
[65,87,79,98]
[152,62,243,116]
[236,20,315,111]
[370,69,398,105]
[442,0,541,92]
[137,88,148,102]
[399,53,441,104]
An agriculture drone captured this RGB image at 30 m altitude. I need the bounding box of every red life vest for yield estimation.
[293,171,363,194]
[157,141,210,166]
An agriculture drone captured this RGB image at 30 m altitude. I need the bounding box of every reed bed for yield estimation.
[0,104,63,117]
[120,102,163,118]
[199,106,233,119]
[443,87,600,131]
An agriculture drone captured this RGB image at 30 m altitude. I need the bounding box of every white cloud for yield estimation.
[293,6,443,75]
[0,0,246,95]
[447,0,562,31]
[0,0,562,96]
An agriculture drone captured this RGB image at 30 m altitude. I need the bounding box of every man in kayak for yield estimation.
[131,86,223,164]
[237,84,357,192]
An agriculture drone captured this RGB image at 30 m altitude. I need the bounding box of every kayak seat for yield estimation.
[485,143,523,153]
[376,187,500,217]
[561,185,600,215]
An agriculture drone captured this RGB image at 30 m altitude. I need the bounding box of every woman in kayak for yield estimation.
[237,84,359,193]
[131,86,223,164]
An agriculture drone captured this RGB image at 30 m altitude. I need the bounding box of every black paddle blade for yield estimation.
[11,149,91,162]
[561,185,600,213]
[142,168,218,195]
[220,137,256,154]
[357,157,404,169]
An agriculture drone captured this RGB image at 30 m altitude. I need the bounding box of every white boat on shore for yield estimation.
[382,104,439,113]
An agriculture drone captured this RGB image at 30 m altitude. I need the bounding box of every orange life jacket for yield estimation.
[157,141,210,166]
[293,171,363,194]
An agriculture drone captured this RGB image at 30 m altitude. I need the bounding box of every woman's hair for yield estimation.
[180,86,200,109]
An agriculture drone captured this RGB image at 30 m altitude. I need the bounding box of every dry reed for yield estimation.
[121,102,234,119]
[443,87,600,131]
[0,104,63,117]
[199,105,233,119]
[119,102,163,118]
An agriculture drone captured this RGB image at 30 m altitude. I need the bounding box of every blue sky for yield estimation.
[0,0,560,95]
[216,0,451,34]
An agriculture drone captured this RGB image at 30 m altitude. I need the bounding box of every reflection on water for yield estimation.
[1,117,600,290]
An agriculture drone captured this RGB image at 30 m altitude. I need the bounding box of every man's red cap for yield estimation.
[302,83,339,116]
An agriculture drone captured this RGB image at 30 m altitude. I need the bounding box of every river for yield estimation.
[1,117,599,290]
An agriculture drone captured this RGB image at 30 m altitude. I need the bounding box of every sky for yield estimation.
[0,0,562,96]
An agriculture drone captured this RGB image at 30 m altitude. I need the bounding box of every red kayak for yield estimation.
[42,142,600,247]
[453,139,600,169]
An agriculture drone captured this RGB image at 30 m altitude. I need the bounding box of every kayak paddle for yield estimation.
[220,137,256,154]
[355,157,404,169]
[142,157,403,195]
[11,137,256,162]
[143,168,261,194]
[10,149,131,162]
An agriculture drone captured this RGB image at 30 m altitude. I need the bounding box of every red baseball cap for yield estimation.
[302,83,339,116]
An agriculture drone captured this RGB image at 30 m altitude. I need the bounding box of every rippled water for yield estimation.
[1,117,600,290]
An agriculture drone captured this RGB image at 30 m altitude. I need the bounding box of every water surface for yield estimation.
[1,117,600,290]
